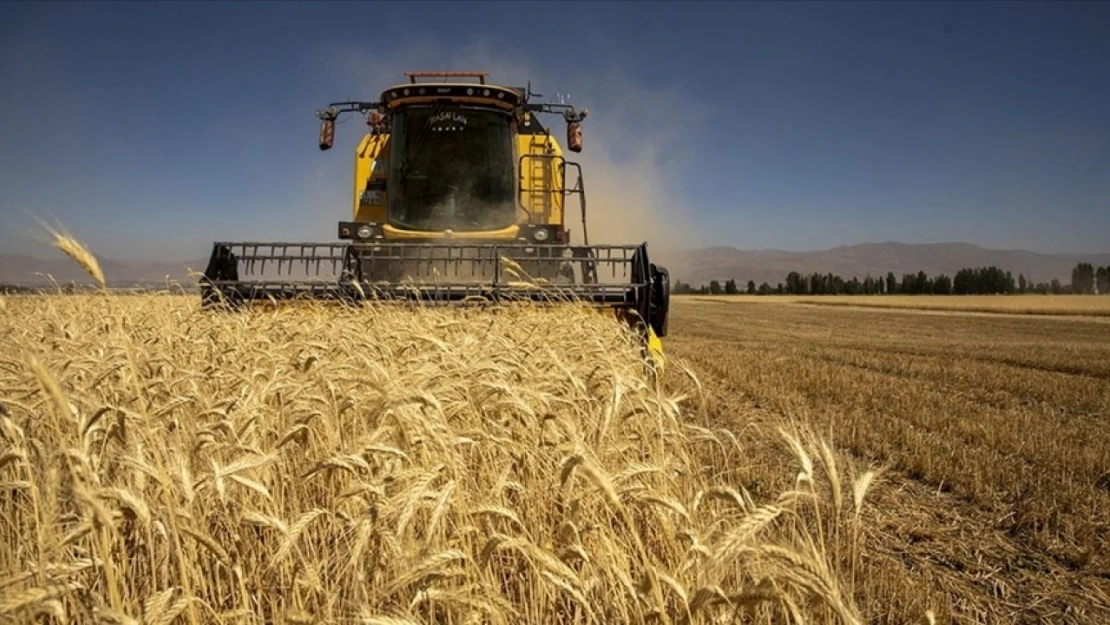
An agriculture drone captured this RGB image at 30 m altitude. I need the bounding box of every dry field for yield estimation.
[666,297,1110,624]
[3,228,1105,624]
[686,294,1110,317]
[1,289,877,624]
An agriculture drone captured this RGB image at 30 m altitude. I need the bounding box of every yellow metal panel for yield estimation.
[353,133,390,222]
[646,328,665,373]
[382,223,521,240]
[516,132,565,228]
[547,135,566,227]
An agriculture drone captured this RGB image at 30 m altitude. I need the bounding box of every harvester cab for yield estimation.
[200,71,671,365]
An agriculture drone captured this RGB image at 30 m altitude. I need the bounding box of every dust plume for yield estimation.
[558,73,713,253]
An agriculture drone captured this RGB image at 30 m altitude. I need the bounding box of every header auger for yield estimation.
[198,71,671,368]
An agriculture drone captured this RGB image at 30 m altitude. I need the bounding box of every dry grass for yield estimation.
[0,233,885,624]
[684,294,1110,317]
[668,298,1110,624]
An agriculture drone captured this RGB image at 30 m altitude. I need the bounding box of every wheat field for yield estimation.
[0,240,879,625]
[669,298,1110,624]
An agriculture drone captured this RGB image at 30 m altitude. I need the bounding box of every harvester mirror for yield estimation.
[567,121,582,152]
[565,108,588,153]
[318,117,336,151]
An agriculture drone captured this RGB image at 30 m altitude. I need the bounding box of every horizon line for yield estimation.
[4,239,1110,263]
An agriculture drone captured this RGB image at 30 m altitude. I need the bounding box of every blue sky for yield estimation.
[1,1,1108,261]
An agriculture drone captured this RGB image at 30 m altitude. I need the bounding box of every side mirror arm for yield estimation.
[522,102,590,153]
[315,101,381,151]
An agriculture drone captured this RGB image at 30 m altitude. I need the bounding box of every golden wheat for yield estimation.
[0,262,878,623]
[24,215,107,290]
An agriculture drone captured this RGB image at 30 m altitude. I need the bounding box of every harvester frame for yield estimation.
[199,71,670,364]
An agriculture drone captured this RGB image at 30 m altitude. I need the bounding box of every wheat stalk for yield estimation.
[0,226,878,624]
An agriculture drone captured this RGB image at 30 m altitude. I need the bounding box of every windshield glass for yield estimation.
[389,105,516,231]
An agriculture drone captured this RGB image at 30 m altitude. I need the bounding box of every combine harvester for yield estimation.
[199,71,671,366]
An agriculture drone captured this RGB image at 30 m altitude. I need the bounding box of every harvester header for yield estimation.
[199,70,670,365]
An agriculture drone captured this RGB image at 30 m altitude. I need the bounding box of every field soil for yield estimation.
[665,296,1110,624]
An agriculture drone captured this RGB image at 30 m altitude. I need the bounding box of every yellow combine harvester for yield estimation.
[199,71,670,364]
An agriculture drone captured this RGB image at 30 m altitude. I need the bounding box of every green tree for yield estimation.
[709,280,722,295]
[1097,266,1110,295]
[724,279,738,295]
[915,270,930,294]
[899,273,914,294]
[1018,273,1027,294]
[746,280,756,295]
[1071,262,1096,294]
[785,271,804,295]
[953,266,1014,294]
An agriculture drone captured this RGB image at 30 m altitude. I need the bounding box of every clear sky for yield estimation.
[2,1,1108,261]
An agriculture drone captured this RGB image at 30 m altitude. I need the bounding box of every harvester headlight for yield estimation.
[357,225,373,239]
[533,228,550,242]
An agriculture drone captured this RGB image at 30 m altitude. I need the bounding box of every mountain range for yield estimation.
[1,242,1107,288]
[652,242,1110,287]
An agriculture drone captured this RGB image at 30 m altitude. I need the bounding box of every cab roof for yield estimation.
[380,72,525,111]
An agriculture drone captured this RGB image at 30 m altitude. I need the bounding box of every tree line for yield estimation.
[672,262,1110,296]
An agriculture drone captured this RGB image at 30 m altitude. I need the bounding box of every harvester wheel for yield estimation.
[199,243,242,311]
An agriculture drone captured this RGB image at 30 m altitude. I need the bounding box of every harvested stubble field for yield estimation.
[668,296,1110,624]
[1,287,877,624]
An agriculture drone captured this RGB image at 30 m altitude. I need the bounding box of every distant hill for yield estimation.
[0,254,206,287]
[652,242,1110,286]
[2,242,1107,288]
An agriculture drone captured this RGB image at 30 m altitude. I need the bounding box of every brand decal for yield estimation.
[430,111,468,126]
